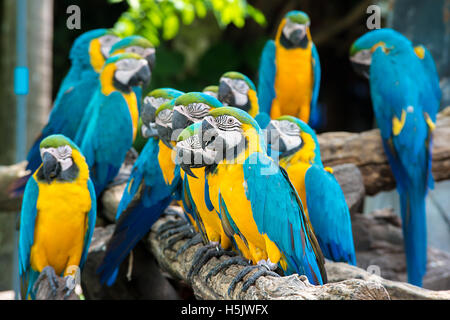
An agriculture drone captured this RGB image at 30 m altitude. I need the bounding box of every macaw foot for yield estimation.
[175,233,204,258]
[160,224,195,240]
[227,260,280,297]
[155,219,189,238]
[34,266,59,297]
[187,243,236,282]
[205,255,250,282]
[162,226,197,251]
[62,275,76,300]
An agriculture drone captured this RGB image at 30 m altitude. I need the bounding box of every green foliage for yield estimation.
[109,0,266,46]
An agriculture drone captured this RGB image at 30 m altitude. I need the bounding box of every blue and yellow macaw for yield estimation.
[19,135,96,299]
[182,107,327,288]
[97,98,183,285]
[350,28,441,286]
[258,11,321,127]
[12,30,120,196]
[171,93,229,248]
[266,116,356,265]
[76,52,151,196]
[133,88,184,153]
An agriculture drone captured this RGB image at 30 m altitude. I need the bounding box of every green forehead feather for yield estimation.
[155,99,176,116]
[177,122,202,142]
[104,52,144,65]
[40,134,78,150]
[110,35,154,56]
[285,11,310,24]
[175,92,223,109]
[221,71,256,91]
[147,88,184,100]
[202,85,218,93]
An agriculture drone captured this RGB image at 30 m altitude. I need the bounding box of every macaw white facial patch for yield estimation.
[156,109,173,128]
[40,145,73,171]
[99,34,120,58]
[126,46,155,59]
[283,20,307,40]
[115,58,148,86]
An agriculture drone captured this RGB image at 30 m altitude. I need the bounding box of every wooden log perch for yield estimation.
[146,212,389,300]
[318,106,450,195]
[144,212,450,300]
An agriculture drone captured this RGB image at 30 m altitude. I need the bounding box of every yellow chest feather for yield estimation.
[30,178,92,275]
[274,45,313,119]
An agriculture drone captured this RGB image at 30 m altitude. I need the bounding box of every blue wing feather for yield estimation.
[18,176,39,298]
[309,43,323,129]
[243,153,326,285]
[305,165,356,265]
[97,138,179,285]
[257,40,276,115]
[80,91,134,196]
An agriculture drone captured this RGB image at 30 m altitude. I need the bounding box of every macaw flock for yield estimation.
[13,10,441,299]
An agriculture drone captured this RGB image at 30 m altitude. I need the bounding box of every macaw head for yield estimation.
[175,122,214,178]
[141,88,184,138]
[110,35,156,71]
[218,71,259,117]
[73,29,121,73]
[155,99,177,149]
[277,11,311,49]
[38,134,87,183]
[100,52,151,93]
[172,92,223,138]
[202,85,219,99]
[349,28,411,78]
[265,115,322,165]
[200,107,265,166]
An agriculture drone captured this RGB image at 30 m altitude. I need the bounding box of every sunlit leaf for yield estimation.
[163,14,180,40]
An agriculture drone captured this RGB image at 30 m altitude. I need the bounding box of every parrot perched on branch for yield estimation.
[349,28,441,286]
[257,11,322,127]
[19,135,96,299]
[266,116,356,265]
[76,52,151,196]
[178,107,327,293]
[11,29,120,196]
[97,97,183,286]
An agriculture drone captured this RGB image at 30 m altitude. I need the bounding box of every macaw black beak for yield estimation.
[289,29,308,48]
[156,124,173,149]
[42,152,61,182]
[350,59,370,79]
[145,53,156,70]
[172,107,193,132]
[218,81,234,106]
[201,118,218,150]
[141,102,157,126]
[129,64,151,89]
[176,147,199,179]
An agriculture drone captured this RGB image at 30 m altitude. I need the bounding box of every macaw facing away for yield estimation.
[218,71,259,118]
[133,88,185,153]
[350,28,440,286]
[97,99,182,286]
[266,116,356,265]
[10,29,120,197]
[182,107,327,291]
[258,11,321,127]
[19,135,96,299]
[76,53,151,196]
[202,85,219,99]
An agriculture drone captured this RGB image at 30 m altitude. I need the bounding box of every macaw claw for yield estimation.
[34,266,59,297]
[175,233,203,258]
[162,226,196,251]
[227,263,280,297]
[205,255,250,282]
[187,243,235,282]
[155,219,189,238]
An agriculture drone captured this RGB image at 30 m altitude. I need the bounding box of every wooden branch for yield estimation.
[144,212,450,300]
[146,212,389,300]
[318,107,450,195]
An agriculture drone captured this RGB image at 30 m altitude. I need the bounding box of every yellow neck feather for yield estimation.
[248,89,259,118]
[89,38,105,73]
[280,131,316,168]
